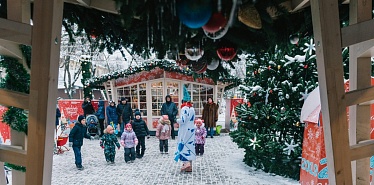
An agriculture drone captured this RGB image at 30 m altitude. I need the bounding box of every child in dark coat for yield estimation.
[69,115,93,170]
[100,125,120,164]
[120,123,138,163]
[131,109,150,158]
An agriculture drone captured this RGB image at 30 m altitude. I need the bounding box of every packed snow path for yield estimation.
[51,135,299,185]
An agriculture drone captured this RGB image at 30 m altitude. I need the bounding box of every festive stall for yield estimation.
[113,68,227,131]
[300,81,374,184]
[87,61,234,132]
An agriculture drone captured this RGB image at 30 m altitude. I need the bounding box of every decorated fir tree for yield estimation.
[230,37,319,180]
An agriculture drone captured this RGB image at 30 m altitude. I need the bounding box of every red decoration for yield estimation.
[304,65,308,69]
[269,90,273,93]
[268,66,271,70]
[90,29,97,39]
[202,12,227,33]
[216,46,237,61]
[191,60,207,74]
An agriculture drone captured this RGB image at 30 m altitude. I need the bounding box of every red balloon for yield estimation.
[216,47,237,61]
[202,12,227,33]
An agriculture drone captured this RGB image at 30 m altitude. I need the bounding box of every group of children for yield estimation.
[69,111,208,170]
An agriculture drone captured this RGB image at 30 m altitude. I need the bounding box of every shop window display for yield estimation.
[151,81,163,116]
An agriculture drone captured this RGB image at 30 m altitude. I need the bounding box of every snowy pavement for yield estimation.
[50,135,299,185]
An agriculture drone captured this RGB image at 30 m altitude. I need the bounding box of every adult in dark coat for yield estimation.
[95,100,106,137]
[131,110,150,158]
[116,97,133,136]
[160,95,178,139]
[106,100,118,128]
[201,97,219,138]
[82,97,95,117]
[69,115,92,170]
[56,107,61,129]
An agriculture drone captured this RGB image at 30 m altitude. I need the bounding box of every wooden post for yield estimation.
[348,0,372,184]
[310,0,352,184]
[26,0,63,184]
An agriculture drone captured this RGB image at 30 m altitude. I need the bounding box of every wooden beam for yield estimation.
[310,0,352,184]
[350,139,374,161]
[345,86,374,106]
[0,145,27,166]
[26,0,63,184]
[292,0,310,11]
[341,19,374,47]
[0,89,29,110]
[76,0,90,6]
[0,39,23,59]
[64,0,118,14]
[0,18,32,45]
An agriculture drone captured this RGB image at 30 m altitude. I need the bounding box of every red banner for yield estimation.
[0,106,11,144]
[58,100,101,127]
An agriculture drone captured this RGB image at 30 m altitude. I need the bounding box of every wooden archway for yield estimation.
[0,0,373,184]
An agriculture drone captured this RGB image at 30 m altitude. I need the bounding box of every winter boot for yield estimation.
[140,149,145,158]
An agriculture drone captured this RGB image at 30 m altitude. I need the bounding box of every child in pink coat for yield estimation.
[195,119,207,156]
[156,115,171,154]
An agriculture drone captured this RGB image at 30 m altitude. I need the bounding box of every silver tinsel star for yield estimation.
[303,38,315,55]
[249,136,261,150]
[283,139,298,155]
[299,89,309,101]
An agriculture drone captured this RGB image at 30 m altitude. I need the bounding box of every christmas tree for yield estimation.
[230,37,319,180]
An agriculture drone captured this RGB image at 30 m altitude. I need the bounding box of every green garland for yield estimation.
[81,59,92,98]
[86,59,241,88]
[0,47,31,172]
[5,163,26,172]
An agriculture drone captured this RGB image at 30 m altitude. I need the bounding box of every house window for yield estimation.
[166,81,179,107]
[183,83,214,115]
[151,81,163,116]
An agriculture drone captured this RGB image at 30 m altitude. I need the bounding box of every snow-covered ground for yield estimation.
[53,135,299,185]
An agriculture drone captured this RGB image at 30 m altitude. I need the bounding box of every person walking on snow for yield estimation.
[202,97,218,138]
[156,115,171,154]
[161,95,178,139]
[120,123,138,163]
[131,109,150,158]
[82,97,95,117]
[117,97,133,136]
[106,100,119,134]
[100,125,120,164]
[174,101,196,172]
[194,118,207,156]
[95,99,106,137]
[69,115,94,170]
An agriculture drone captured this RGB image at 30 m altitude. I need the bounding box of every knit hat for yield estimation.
[195,119,204,125]
[78,115,85,123]
[121,97,127,101]
[125,123,132,129]
[135,109,141,117]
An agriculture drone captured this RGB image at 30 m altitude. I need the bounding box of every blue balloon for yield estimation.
[177,0,213,29]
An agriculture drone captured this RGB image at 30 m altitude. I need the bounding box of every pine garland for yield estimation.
[0,47,31,172]
[86,59,240,88]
